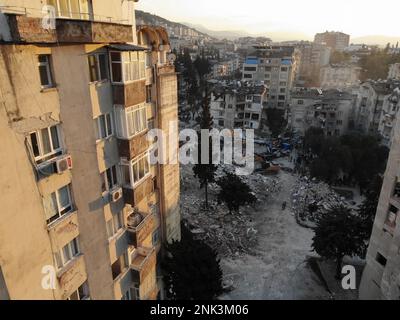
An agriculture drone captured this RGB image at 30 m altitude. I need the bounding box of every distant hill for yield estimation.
[351,35,400,47]
[182,23,249,40]
[135,10,213,39]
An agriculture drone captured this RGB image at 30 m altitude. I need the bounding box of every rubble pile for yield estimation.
[291,176,344,228]
[180,164,281,257]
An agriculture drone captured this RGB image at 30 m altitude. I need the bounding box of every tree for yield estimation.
[162,223,223,300]
[358,175,383,248]
[312,205,366,279]
[216,171,257,214]
[330,51,351,64]
[265,108,287,137]
[193,86,217,207]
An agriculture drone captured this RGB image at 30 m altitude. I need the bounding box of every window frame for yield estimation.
[121,152,151,188]
[38,54,54,89]
[46,184,73,225]
[109,51,146,84]
[29,125,63,163]
[48,0,92,20]
[106,211,124,239]
[67,281,90,300]
[88,53,109,83]
[96,112,114,141]
[54,237,80,270]
[102,165,119,193]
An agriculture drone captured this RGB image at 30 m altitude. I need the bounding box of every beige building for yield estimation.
[359,110,400,300]
[319,64,361,90]
[0,0,180,300]
[314,31,350,52]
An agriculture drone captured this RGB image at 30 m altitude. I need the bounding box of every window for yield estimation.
[106,211,124,238]
[281,67,288,72]
[101,165,118,192]
[54,237,80,269]
[251,114,260,120]
[122,284,140,300]
[121,153,150,187]
[243,73,252,79]
[110,51,146,83]
[88,53,108,82]
[278,95,286,101]
[38,55,54,88]
[336,120,343,125]
[112,252,128,280]
[218,120,224,126]
[44,184,73,224]
[244,66,256,72]
[96,113,114,140]
[376,252,387,267]
[146,85,152,103]
[280,88,286,93]
[67,282,90,300]
[265,67,271,72]
[29,125,62,163]
[279,81,287,86]
[47,0,92,20]
[126,104,147,137]
[265,73,270,79]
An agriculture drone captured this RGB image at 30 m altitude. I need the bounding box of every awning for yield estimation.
[107,44,149,52]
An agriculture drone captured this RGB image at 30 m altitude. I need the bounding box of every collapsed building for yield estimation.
[210,81,267,130]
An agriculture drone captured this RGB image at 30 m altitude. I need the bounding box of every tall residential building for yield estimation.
[314,31,350,52]
[242,46,300,109]
[0,0,180,300]
[296,42,331,87]
[289,88,355,136]
[359,113,400,300]
[210,81,267,130]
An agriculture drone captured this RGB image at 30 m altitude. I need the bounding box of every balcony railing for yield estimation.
[5,13,133,43]
[127,212,156,247]
[117,130,149,160]
[130,247,156,273]
[123,175,154,207]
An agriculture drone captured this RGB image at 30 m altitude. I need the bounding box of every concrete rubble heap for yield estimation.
[291,176,344,228]
[180,164,282,257]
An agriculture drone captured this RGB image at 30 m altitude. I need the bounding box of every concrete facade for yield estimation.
[0,0,180,300]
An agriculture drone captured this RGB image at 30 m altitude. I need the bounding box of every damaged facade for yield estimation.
[0,0,180,300]
[210,81,267,130]
[289,88,355,136]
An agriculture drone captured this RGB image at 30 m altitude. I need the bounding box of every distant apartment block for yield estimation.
[242,46,300,109]
[289,88,355,136]
[210,82,267,130]
[319,64,361,89]
[314,31,350,52]
[388,63,400,80]
[359,114,400,299]
[0,0,180,300]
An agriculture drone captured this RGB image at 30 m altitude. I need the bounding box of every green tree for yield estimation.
[265,108,287,137]
[216,171,257,214]
[193,86,217,207]
[162,224,223,300]
[330,51,351,64]
[312,205,366,279]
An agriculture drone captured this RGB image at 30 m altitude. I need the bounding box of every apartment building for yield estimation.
[319,63,361,89]
[359,112,400,300]
[289,88,355,136]
[388,63,400,80]
[0,0,180,300]
[242,46,300,109]
[314,31,350,52]
[210,81,267,130]
[296,42,331,87]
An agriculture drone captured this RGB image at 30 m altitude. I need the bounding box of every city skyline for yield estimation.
[137,0,400,43]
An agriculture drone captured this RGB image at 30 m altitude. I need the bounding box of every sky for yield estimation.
[136,0,400,41]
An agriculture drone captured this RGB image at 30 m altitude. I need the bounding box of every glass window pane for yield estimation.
[99,115,106,139]
[99,54,108,80]
[106,219,114,238]
[55,252,63,269]
[62,244,72,263]
[59,0,70,17]
[112,62,122,82]
[80,0,90,20]
[41,128,52,155]
[88,55,98,82]
[110,52,121,62]
[133,162,139,183]
[58,186,70,209]
[30,132,40,157]
[106,113,112,136]
[71,238,79,256]
[39,65,50,86]
[138,158,145,179]
[112,166,117,186]
[50,126,60,150]
[70,0,80,19]
[106,168,113,190]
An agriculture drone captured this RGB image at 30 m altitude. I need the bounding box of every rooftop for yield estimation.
[211,81,267,98]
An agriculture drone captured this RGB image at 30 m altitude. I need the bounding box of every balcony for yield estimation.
[57,254,87,300]
[130,247,156,278]
[127,212,156,247]
[117,130,149,160]
[5,14,133,44]
[123,175,154,207]
[157,64,175,76]
[112,80,147,107]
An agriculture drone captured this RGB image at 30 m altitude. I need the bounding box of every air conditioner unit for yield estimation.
[110,187,123,203]
[56,155,73,174]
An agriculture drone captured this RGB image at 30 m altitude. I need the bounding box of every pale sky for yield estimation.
[136,0,400,41]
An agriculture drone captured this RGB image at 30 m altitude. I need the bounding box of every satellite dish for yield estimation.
[167,53,176,63]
